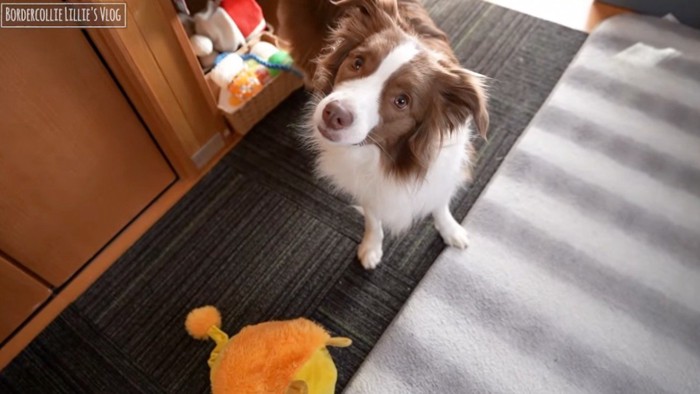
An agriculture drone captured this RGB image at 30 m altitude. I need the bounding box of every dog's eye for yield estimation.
[394,94,410,109]
[352,56,364,71]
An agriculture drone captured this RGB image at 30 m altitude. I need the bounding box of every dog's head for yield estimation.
[309,0,488,179]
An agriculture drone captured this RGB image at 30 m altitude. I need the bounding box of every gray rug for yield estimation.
[0,1,586,392]
[345,14,700,394]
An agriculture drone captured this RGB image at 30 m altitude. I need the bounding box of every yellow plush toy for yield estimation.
[185,306,352,394]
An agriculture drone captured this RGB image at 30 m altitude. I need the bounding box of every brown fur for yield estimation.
[274,0,343,86]
[276,0,489,180]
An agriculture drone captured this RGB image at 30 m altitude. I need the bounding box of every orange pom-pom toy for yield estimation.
[185,305,221,340]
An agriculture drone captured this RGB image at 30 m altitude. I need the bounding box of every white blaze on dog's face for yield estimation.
[312,38,420,145]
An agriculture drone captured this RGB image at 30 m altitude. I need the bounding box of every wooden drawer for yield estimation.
[0,256,51,344]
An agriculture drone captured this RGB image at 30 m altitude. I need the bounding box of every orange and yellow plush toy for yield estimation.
[185,306,351,394]
[227,68,263,107]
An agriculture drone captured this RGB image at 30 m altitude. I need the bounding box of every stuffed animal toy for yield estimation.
[185,306,352,394]
[190,0,266,58]
[227,68,263,107]
[209,52,245,88]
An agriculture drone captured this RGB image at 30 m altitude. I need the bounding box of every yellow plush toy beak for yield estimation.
[290,337,352,394]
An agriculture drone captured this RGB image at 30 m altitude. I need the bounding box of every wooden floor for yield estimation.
[487,0,629,32]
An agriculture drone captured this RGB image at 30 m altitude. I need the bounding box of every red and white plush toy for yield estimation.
[190,0,266,57]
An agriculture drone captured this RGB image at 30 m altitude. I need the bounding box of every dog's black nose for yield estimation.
[322,101,353,130]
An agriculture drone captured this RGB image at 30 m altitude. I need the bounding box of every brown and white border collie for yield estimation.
[276,0,489,269]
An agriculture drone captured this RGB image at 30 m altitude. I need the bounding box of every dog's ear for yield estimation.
[312,32,361,94]
[330,0,399,20]
[313,1,398,94]
[433,65,489,138]
[392,66,488,179]
[313,0,402,94]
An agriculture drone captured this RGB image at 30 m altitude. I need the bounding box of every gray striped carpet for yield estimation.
[0,1,586,392]
[345,14,700,394]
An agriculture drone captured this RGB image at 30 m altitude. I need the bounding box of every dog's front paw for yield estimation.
[358,240,383,270]
[438,225,470,250]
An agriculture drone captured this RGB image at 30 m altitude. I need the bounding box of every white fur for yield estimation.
[313,123,472,269]
[316,125,471,231]
[358,208,384,270]
[312,41,420,145]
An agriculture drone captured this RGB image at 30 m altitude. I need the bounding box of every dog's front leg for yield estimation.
[357,208,384,270]
[433,204,470,249]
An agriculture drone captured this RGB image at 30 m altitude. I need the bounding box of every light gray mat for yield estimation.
[345,14,700,394]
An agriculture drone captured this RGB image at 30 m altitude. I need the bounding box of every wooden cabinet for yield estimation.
[0,0,234,369]
[0,26,176,287]
[0,256,51,343]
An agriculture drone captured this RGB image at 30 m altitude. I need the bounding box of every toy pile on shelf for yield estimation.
[210,38,298,112]
[178,0,299,112]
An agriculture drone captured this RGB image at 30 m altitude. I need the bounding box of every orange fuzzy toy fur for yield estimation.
[215,319,329,393]
[185,306,351,394]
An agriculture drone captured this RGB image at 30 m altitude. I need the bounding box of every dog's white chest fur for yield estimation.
[315,124,471,232]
